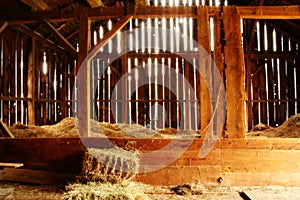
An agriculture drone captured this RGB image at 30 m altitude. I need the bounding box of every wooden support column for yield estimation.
[213,12,225,136]
[197,6,212,134]
[77,10,91,137]
[27,38,36,125]
[223,6,246,138]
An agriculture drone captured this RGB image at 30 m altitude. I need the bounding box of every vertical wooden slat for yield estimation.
[3,36,10,125]
[138,61,145,126]
[41,50,47,125]
[0,34,3,120]
[296,46,300,114]
[121,55,128,124]
[184,59,191,130]
[284,36,295,117]
[244,19,253,129]
[36,43,43,125]
[251,22,260,127]
[266,25,275,126]
[223,6,246,138]
[16,33,22,123]
[59,57,66,120]
[197,6,212,135]
[78,10,91,137]
[10,32,16,126]
[259,21,267,124]
[277,32,287,124]
[27,39,35,125]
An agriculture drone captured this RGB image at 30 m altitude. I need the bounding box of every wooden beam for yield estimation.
[2,7,124,24]
[20,0,49,11]
[89,15,133,54]
[238,5,300,19]
[2,6,300,24]
[86,0,103,8]
[41,20,77,56]
[12,24,66,55]
[134,6,198,18]
[251,51,300,59]
[94,52,200,60]
[0,22,9,34]
[285,20,300,30]
[223,6,246,138]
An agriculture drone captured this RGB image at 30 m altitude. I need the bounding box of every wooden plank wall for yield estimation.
[245,20,300,129]
[1,137,300,186]
[0,27,74,126]
[0,5,299,134]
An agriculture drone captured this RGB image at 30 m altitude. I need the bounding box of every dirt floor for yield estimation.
[1,181,300,200]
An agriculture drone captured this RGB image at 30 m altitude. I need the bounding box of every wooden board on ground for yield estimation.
[242,189,300,200]
[0,163,23,168]
[0,120,14,138]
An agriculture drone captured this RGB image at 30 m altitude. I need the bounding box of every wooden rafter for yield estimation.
[89,15,133,54]
[41,20,77,56]
[285,20,300,31]
[66,30,78,40]
[86,0,103,8]
[12,24,65,55]
[281,0,294,5]
[20,0,48,11]
[2,7,124,24]
[2,6,300,24]
[0,22,9,34]
[266,21,300,43]
[249,0,265,51]
[251,51,300,59]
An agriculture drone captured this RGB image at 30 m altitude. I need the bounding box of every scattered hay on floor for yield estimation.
[80,147,139,184]
[8,117,201,139]
[9,117,79,138]
[247,113,300,138]
[63,182,150,200]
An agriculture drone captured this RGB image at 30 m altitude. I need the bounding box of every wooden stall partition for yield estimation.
[2,137,300,186]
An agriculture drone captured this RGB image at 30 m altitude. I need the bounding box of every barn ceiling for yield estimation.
[0,0,299,56]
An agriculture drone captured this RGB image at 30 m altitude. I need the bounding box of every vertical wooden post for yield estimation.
[197,6,212,134]
[223,6,246,138]
[213,12,225,136]
[78,10,91,137]
[27,38,36,125]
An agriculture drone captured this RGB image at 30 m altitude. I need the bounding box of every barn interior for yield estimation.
[0,0,300,199]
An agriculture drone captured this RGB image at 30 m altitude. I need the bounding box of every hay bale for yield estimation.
[63,182,150,200]
[80,147,139,184]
